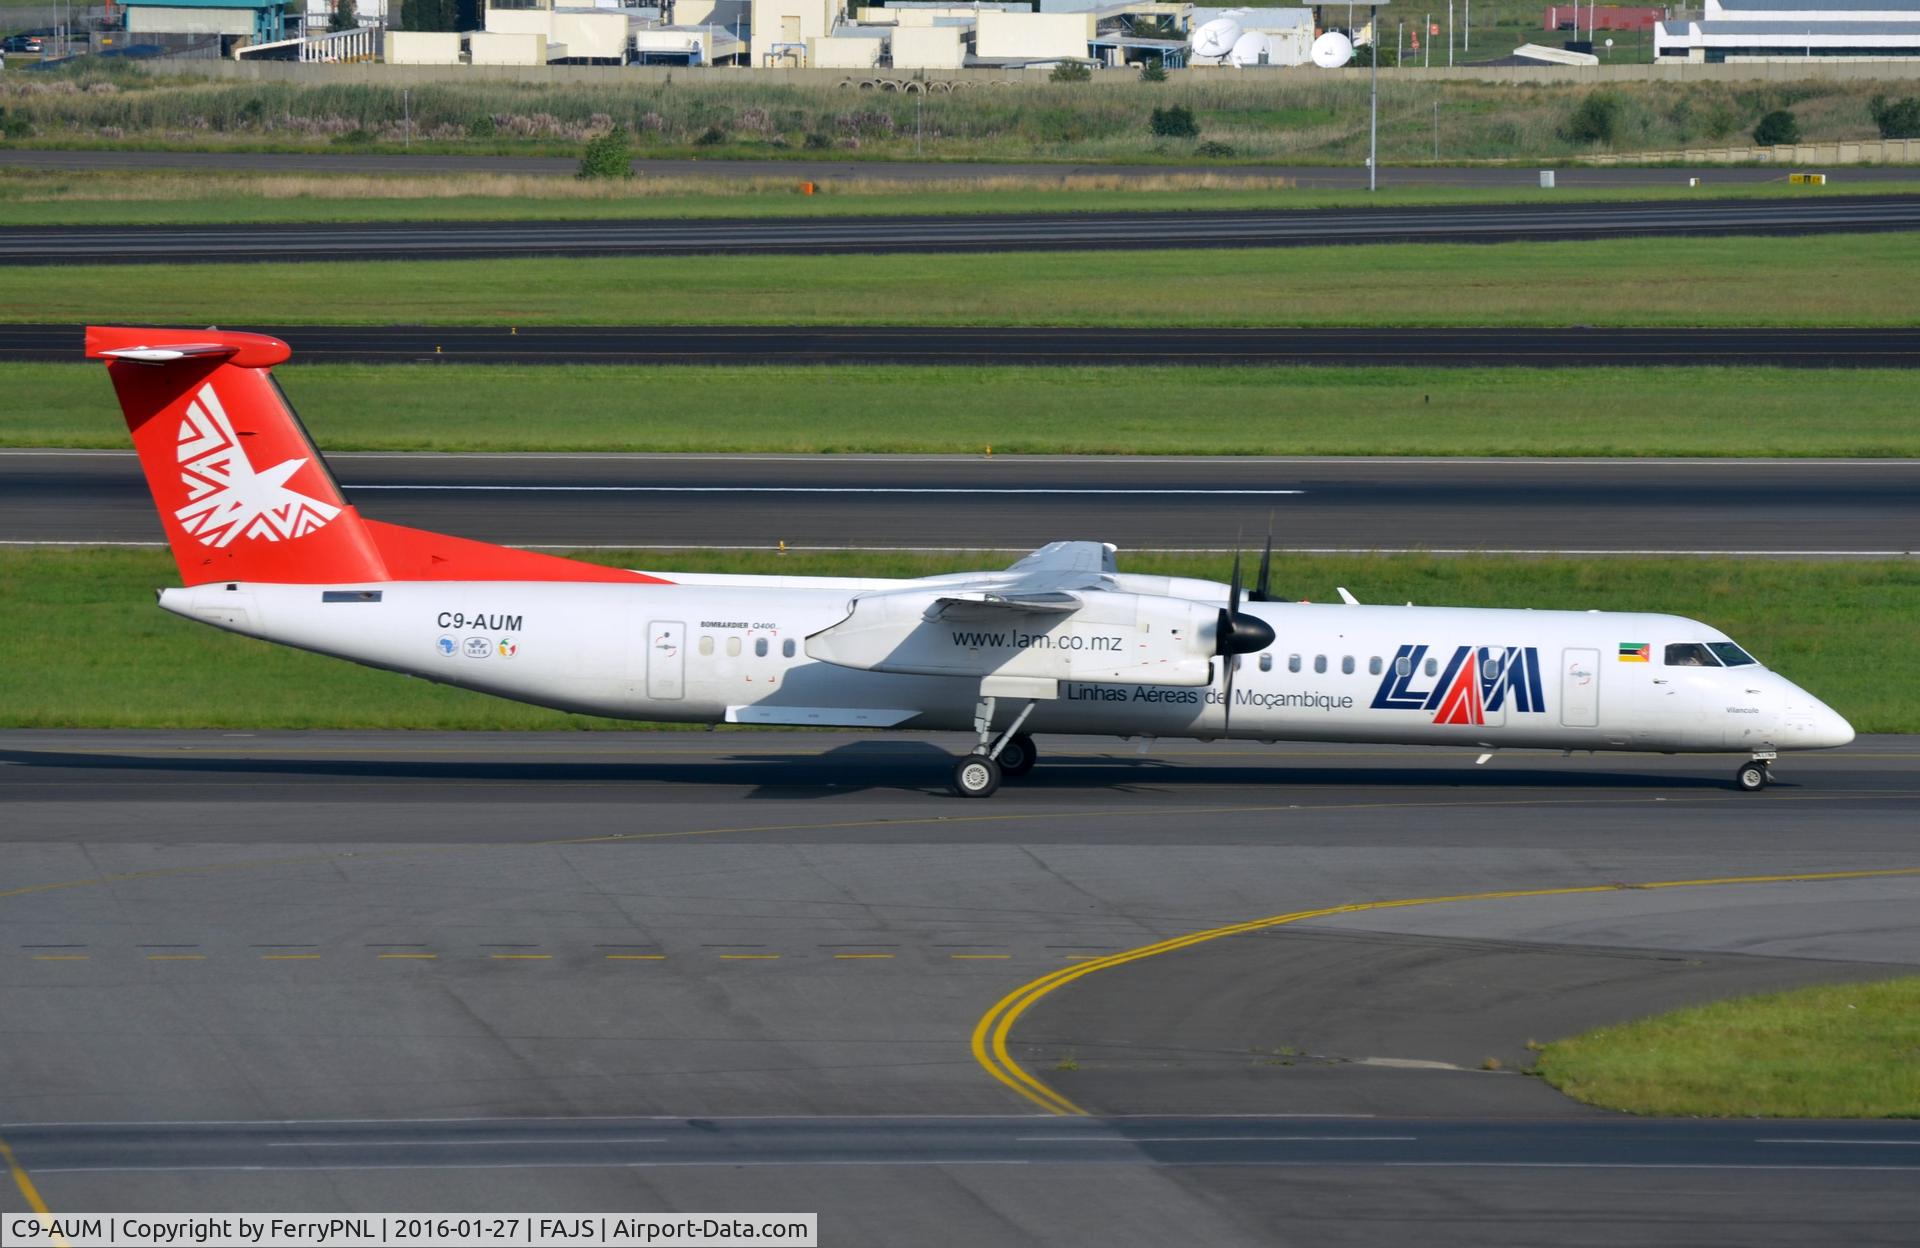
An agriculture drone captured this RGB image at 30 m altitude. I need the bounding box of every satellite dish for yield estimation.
[1191,17,1242,58]
[1311,30,1354,67]
[1226,30,1272,66]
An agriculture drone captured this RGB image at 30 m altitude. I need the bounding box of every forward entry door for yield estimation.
[1560,648,1600,727]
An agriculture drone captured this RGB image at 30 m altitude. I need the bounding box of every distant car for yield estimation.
[2,34,46,53]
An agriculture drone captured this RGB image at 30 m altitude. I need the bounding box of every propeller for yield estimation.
[1216,548,1276,734]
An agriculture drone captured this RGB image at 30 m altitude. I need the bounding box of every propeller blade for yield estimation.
[1223,651,1236,734]
[1253,514,1275,602]
[1228,548,1244,616]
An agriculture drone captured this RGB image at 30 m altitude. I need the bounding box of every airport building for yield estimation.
[1655,0,1920,62]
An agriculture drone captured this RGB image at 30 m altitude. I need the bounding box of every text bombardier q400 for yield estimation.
[90,327,1855,797]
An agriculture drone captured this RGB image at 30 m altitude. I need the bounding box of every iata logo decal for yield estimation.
[1370,645,1545,726]
[174,382,339,547]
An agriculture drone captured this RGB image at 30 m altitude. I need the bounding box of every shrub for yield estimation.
[576,127,632,179]
[1197,139,1235,157]
[1753,108,1799,146]
[1140,62,1168,82]
[803,131,832,149]
[330,127,373,146]
[693,123,727,146]
[0,111,30,140]
[468,113,495,138]
[1869,95,1920,140]
[1149,104,1198,138]
[328,0,357,31]
[1049,61,1091,82]
[1562,90,1624,145]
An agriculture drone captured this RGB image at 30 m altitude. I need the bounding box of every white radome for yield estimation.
[1311,30,1354,67]
[1226,30,1272,66]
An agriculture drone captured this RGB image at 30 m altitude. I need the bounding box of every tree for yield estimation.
[328,0,357,31]
[1752,108,1800,147]
[1149,104,1198,139]
[1869,95,1920,140]
[1562,90,1624,145]
[1140,61,1168,82]
[1049,61,1091,82]
[577,128,633,180]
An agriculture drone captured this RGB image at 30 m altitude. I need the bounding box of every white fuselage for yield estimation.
[159,572,1854,756]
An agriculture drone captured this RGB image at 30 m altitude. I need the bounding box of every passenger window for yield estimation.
[1368,656,1382,676]
[1485,656,1502,681]
[1259,653,1273,672]
[1665,643,1721,667]
[782,638,796,658]
[1341,656,1355,675]
[1424,657,1438,677]
[699,636,714,656]
[754,637,769,657]
[1288,654,1301,673]
[1314,655,1327,674]
[726,637,742,658]
[1395,656,1412,678]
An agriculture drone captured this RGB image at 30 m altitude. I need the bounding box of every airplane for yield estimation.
[85,326,1855,797]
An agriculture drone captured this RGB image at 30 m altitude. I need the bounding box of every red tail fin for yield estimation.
[87,326,668,588]
[88,326,389,586]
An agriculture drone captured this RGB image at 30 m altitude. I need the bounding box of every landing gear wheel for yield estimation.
[997,733,1038,777]
[1735,761,1770,792]
[953,753,1002,799]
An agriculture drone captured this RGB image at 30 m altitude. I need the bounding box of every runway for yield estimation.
[9,148,1920,188]
[13,323,1920,366]
[2,731,1917,1243]
[5,451,1914,555]
[6,195,1920,265]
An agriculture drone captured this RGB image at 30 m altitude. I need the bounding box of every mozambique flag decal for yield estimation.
[1618,642,1650,663]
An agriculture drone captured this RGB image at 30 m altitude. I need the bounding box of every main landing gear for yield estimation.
[951,695,1039,798]
[1735,752,1777,792]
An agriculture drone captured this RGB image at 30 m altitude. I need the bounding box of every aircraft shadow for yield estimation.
[0,741,1755,801]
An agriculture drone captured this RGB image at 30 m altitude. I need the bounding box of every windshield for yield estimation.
[1706,641,1758,668]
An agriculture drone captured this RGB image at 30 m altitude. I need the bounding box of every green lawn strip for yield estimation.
[11,233,1917,328]
[1536,977,1920,1118]
[5,548,1906,731]
[3,177,1911,227]
[12,362,1920,457]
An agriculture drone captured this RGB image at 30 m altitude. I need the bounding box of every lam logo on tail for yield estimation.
[174,382,341,547]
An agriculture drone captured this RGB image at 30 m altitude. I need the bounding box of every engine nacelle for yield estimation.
[806,590,1224,686]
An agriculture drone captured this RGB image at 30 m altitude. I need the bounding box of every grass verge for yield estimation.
[12,362,1920,457]
[1536,978,1920,1117]
[10,233,1920,329]
[3,170,1912,226]
[5,548,1907,730]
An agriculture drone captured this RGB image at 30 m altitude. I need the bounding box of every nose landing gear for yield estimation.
[1735,751,1777,792]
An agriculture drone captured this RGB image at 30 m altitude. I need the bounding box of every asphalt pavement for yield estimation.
[13,149,1920,186]
[12,323,1920,366]
[2,731,1916,1243]
[6,195,1920,264]
[5,451,1913,555]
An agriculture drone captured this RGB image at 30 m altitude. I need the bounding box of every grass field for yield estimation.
[11,233,1920,328]
[4,548,1908,730]
[4,62,1912,163]
[12,362,1920,457]
[2,170,1908,226]
[1537,978,1920,1117]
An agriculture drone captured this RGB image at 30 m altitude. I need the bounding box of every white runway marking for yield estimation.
[344,485,1309,496]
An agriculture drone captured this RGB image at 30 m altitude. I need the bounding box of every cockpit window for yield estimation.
[1706,641,1757,667]
[1664,643,1722,667]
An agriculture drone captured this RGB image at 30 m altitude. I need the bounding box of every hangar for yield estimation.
[1656,0,1920,61]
